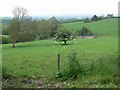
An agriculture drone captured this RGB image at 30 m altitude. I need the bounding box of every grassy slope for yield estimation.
[2,18,119,88]
[64,18,118,37]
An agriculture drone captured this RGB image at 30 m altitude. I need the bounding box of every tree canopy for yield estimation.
[78,27,93,36]
[55,27,73,45]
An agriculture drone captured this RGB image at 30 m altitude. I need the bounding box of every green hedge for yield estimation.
[1,35,10,44]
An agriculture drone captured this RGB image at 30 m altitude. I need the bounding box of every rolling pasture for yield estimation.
[2,18,119,88]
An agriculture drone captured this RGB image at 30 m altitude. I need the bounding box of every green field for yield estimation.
[2,18,119,88]
[64,18,118,37]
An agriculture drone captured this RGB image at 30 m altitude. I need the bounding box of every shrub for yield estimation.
[2,36,10,44]
[57,51,118,82]
[83,18,90,23]
[59,50,85,80]
[77,27,93,36]
[2,29,9,35]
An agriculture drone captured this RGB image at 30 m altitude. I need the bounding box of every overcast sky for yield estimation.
[0,0,119,17]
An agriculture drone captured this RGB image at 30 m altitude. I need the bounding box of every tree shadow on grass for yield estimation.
[54,42,79,47]
[59,43,72,46]
[16,43,55,48]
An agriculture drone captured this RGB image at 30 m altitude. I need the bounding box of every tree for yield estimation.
[78,27,93,36]
[36,17,61,40]
[91,15,98,21]
[49,16,61,37]
[55,27,73,45]
[83,18,90,23]
[37,20,51,39]
[8,18,21,48]
[17,20,37,42]
[8,7,36,48]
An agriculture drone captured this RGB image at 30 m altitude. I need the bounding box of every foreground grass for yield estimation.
[2,36,119,88]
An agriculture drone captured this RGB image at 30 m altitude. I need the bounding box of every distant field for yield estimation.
[63,18,118,37]
[2,18,119,88]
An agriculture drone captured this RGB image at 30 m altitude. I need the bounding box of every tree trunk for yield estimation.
[64,41,67,45]
[12,42,15,48]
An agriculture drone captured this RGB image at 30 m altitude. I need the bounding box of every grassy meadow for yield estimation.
[2,18,119,88]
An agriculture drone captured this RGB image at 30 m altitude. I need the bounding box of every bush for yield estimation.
[77,27,93,36]
[2,36,10,44]
[83,18,90,23]
[59,50,85,80]
[56,50,118,82]
[2,29,9,35]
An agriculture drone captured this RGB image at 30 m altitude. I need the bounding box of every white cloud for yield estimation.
[0,0,119,17]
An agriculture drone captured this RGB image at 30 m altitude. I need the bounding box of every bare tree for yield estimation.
[12,7,28,20]
[8,7,34,48]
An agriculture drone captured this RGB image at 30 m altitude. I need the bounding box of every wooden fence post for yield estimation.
[58,54,60,71]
